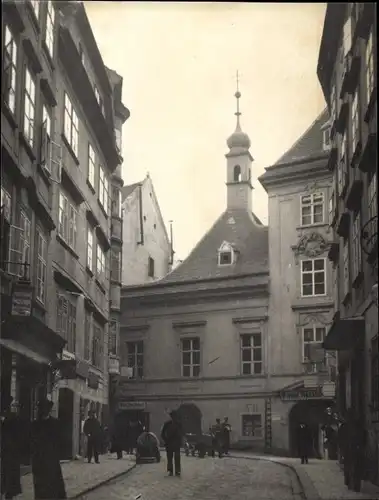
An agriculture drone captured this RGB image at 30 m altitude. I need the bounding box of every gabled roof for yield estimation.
[274,108,329,166]
[160,209,268,283]
[121,182,141,201]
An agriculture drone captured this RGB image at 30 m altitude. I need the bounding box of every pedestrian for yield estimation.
[222,417,231,455]
[30,397,66,500]
[161,410,183,477]
[214,418,224,458]
[344,409,366,492]
[297,422,311,464]
[111,413,126,460]
[0,395,22,500]
[83,409,102,464]
[125,420,134,454]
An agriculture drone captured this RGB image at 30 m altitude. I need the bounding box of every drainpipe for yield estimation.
[137,185,144,245]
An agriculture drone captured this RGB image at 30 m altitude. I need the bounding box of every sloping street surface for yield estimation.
[19,455,135,500]
[78,456,302,500]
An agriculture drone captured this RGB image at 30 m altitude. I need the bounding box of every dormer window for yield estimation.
[233,165,241,182]
[218,241,234,266]
[321,121,331,151]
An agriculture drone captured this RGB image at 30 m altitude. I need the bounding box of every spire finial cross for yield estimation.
[234,70,241,119]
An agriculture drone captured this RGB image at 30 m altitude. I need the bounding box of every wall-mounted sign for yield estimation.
[322,381,336,398]
[118,401,146,411]
[11,284,33,316]
[280,385,326,401]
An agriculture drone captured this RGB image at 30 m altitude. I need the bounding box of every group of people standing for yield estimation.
[1,396,66,500]
[210,417,232,458]
[110,416,145,459]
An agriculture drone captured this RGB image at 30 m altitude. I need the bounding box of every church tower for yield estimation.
[225,73,254,212]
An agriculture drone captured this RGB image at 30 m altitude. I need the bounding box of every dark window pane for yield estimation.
[303,274,312,284]
[193,365,200,377]
[192,338,200,350]
[242,349,251,362]
[192,351,200,365]
[182,352,191,365]
[137,341,144,353]
[137,366,143,378]
[254,362,262,374]
[182,365,190,377]
[241,335,251,347]
[182,339,191,351]
[253,348,262,362]
[304,328,314,342]
[315,328,325,342]
[252,334,261,347]
[242,363,251,375]
[302,261,312,272]
[315,283,325,295]
[127,355,135,367]
[137,354,143,367]
[314,271,325,283]
[302,284,312,296]
[314,259,325,271]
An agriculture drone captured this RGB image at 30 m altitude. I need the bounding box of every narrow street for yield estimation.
[78,456,302,500]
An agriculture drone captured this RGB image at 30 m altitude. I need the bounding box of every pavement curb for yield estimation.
[69,462,137,499]
[227,454,321,500]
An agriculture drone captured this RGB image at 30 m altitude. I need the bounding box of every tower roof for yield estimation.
[226,72,251,151]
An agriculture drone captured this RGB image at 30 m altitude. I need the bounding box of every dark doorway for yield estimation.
[58,388,74,460]
[177,403,202,435]
[289,400,332,458]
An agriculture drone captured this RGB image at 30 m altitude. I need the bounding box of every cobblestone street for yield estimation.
[78,456,301,500]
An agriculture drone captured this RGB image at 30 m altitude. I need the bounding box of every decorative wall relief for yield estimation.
[292,231,330,263]
[297,312,333,327]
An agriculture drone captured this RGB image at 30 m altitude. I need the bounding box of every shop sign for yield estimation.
[118,401,146,411]
[322,381,336,398]
[11,284,33,316]
[108,356,120,375]
[280,385,324,401]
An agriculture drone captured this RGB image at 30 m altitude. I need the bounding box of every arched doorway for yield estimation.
[288,400,331,458]
[176,403,202,435]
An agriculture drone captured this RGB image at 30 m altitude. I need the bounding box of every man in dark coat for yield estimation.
[111,414,127,459]
[161,410,183,476]
[0,395,22,500]
[213,418,224,458]
[222,417,231,455]
[344,410,366,492]
[297,422,312,464]
[30,398,66,500]
[83,410,102,464]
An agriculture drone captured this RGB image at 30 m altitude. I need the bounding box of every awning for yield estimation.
[0,337,51,365]
[322,316,365,350]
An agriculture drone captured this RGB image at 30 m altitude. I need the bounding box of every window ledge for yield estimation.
[296,222,327,230]
[239,373,264,378]
[56,233,79,259]
[19,131,36,162]
[110,278,122,287]
[2,102,18,130]
[86,266,94,278]
[86,179,96,195]
[37,162,52,186]
[61,133,80,166]
[95,277,107,294]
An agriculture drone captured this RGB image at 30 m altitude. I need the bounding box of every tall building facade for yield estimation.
[1,1,129,460]
[121,173,172,286]
[259,110,337,456]
[318,3,378,484]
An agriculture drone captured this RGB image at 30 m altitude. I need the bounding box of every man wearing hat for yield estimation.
[1,394,22,499]
[161,410,184,477]
[83,409,102,464]
[30,397,66,499]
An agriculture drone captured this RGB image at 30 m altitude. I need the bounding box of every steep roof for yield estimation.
[121,182,141,201]
[160,209,269,283]
[274,108,329,166]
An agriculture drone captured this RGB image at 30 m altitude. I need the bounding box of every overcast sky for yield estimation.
[85,2,327,261]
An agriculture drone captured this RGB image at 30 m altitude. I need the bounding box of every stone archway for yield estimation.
[288,400,331,458]
[176,403,202,435]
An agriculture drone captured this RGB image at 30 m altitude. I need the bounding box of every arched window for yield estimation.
[233,165,241,182]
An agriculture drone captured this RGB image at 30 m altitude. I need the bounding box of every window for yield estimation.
[219,250,233,266]
[148,256,155,278]
[58,192,77,249]
[94,85,103,113]
[241,414,262,438]
[329,190,335,225]
[41,105,52,171]
[351,91,359,155]
[56,294,76,352]
[322,126,331,151]
[342,16,352,56]
[96,244,106,281]
[233,165,241,182]
[45,1,55,57]
[127,341,144,379]
[301,259,326,297]
[88,144,96,187]
[8,212,31,278]
[111,186,122,218]
[3,26,17,114]
[368,172,377,240]
[87,226,93,271]
[352,211,362,281]
[99,166,109,213]
[92,321,103,368]
[23,68,36,147]
[84,310,92,362]
[109,320,119,356]
[36,230,47,303]
[371,336,379,416]
[366,31,374,101]
[303,326,326,373]
[1,187,12,222]
[337,133,348,196]
[343,240,350,298]
[63,93,79,156]
[1,188,12,273]
[241,333,262,375]
[301,193,324,225]
[181,338,200,377]
[111,249,121,282]
[30,0,40,20]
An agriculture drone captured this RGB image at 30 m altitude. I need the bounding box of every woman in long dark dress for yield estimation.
[0,395,22,500]
[30,398,66,500]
